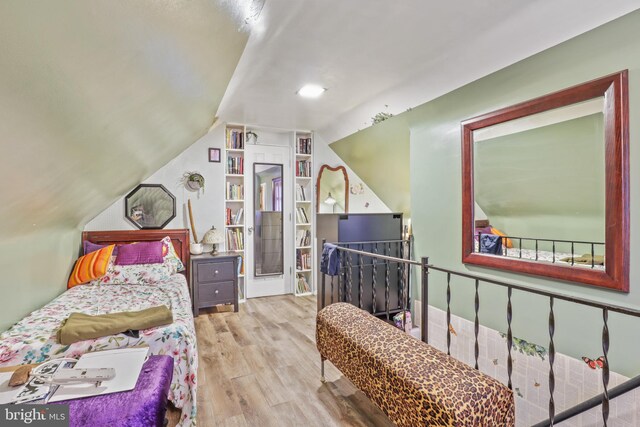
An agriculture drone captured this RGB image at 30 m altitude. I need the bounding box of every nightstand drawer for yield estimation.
[199,281,235,305]
[196,261,235,283]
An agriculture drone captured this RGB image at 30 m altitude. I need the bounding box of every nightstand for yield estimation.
[191,253,239,315]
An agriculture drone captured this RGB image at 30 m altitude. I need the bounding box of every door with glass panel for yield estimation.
[245,144,292,298]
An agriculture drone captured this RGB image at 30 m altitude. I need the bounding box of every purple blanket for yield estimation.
[52,355,173,427]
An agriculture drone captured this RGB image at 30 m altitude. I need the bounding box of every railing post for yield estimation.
[506,286,513,390]
[421,257,429,344]
[385,243,391,320]
[474,279,480,370]
[548,296,556,425]
[321,239,326,309]
[358,244,364,309]
[372,244,378,315]
[446,273,451,355]
[602,308,610,425]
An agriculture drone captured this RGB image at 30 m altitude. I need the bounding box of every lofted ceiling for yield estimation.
[217,0,640,142]
[0,0,249,237]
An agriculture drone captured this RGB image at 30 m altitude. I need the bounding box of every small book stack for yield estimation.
[296,160,311,177]
[297,137,312,154]
[296,229,311,247]
[226,229,244,251]
[225,208,244,225]
[296,250,311,270]
[296,184,307,201]
[296,207,309,224]
[226,129,244,149]
[296,274,311,293]
[226,183,244,200]
[227,156,244,174]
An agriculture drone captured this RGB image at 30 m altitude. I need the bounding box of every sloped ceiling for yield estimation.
[217,0,639,140]
[0,0,249,236]
[330,115,410,215]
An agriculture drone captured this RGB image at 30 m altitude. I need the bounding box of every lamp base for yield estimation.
[210,244,219,255]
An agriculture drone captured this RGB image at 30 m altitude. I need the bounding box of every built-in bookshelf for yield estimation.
[295,132,314,296]
[225,124,246,301]
[224,124,315,299]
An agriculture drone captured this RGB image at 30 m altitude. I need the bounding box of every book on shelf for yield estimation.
[226,128,245,150]
[295,207,309,224]
[225,208,244,226]
[226,182,244,200]
[226,228,244,251]
[237,255,244,276]
[296,249,311,270]
[296,184,307,201]
[296,229,311,247]
[227,155,244,175]
[295,160,311,177]
[296,137,312,155]
[296,274,311,294]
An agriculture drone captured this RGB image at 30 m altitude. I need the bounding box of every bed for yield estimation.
[475,234,605,270]
[0,230,197,427]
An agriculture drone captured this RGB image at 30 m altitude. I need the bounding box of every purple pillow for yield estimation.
[83,240,119,256]
[115,241,164,265]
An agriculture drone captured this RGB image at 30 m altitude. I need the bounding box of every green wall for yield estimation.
[333,10,640,376]
[475,113,605,250]
[0,228,80,331]
[407,10,640,376]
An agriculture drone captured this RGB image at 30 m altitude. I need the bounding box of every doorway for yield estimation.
[245,144,293,297]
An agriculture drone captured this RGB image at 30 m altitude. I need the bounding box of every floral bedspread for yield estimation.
[0,274,198,427]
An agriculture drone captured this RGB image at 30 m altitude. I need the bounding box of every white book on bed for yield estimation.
[49,347,149,402]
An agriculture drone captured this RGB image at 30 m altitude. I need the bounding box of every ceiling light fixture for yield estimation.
[297,84,326,98]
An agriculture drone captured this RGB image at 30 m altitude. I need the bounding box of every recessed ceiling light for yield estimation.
[297,84,326,98]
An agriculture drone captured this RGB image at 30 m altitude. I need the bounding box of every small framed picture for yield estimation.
[208,148,221,163]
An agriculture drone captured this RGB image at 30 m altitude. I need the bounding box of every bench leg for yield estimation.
[320,356,326,383]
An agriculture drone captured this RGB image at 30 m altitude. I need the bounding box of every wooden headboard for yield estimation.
[81,229,191,292]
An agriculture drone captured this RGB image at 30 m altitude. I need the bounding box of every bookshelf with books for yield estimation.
[225,124,246,301]
[295,132,314,296]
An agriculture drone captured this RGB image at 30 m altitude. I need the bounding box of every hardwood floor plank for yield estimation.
[194,295,393,427]
[231,374,281,427]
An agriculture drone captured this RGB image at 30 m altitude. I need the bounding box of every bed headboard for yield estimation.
[81,229,191,292]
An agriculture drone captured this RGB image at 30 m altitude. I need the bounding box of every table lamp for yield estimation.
[201,226,224,255]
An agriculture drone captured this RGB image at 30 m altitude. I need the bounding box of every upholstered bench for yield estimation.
[317,303,515,427]
[51,355,173,427]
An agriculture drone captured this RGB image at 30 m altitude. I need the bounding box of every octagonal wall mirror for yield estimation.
[125,184,176,229]
[461,71,629,292]
[316,165,349,213]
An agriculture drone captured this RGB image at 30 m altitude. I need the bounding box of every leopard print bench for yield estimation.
[317,303,515,427]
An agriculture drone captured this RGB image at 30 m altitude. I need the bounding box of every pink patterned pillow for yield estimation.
[115,241,163,265]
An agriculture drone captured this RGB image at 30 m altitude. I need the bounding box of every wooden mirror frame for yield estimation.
[316,164,349,213]
[461,71,629,292]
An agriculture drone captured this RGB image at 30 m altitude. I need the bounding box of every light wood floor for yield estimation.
[179,295,394,427]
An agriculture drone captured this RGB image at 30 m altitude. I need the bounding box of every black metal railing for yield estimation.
[319,243,640,426]
[320,239,412,327]
[475,232,605,268]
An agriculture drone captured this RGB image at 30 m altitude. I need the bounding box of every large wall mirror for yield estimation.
[254,163,284,277]
[462,71,629,291]
[316,164,349,213]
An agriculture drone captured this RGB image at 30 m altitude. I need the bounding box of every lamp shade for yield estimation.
[324,192,337,205]
[201,226,224,244]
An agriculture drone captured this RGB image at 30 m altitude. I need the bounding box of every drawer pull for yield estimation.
[214,270,219,275]
[215,290,219,294]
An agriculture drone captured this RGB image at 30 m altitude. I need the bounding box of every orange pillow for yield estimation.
[68,245,115,288]
[490,227,513,248]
